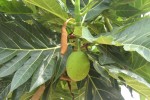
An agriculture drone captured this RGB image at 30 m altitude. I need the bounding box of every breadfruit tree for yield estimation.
[0,0,150,100]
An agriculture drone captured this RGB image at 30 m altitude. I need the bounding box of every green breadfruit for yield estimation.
[66,51,90,81]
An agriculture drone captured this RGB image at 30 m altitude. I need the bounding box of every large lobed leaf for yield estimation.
[29,52,56,91]
[24,0,68,21]
[114,17,150,62]
[0,0,32,14]
[129,52,150,85]
[82,17,150,63]
[0,14,61,94]
[86,68,124,100]
[93,45,150,99]
[106,66,150,99]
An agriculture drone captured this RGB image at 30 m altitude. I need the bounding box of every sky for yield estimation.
[121,85,140,100]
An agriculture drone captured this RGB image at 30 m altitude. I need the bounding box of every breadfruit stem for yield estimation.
[75,0,81,26]
[76,38,81,51]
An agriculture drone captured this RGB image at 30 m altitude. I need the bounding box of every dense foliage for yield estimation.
[0,0,150,100]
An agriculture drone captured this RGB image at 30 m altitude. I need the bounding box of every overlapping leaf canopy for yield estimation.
[0,0,150,100]
[0,14,61,94]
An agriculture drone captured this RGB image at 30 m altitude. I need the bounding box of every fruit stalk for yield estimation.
[74,0,82,51]
[77,38,81,51]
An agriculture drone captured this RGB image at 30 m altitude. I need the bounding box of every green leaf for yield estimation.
[10,51,45,92]
[88,22,105,34]
[0,0,32,14]
[20,90,36,100]
[129,52,150,83]
[131,0,150,13]
[94,45,150,99]
[85,1,110,21]
[53,46,72,82]
[12,80,31,100]
[93,61,110,81]
[24,0,68,21]
[97,45,130,68]
[0,84,11,99]
[111,0,135,5]
[87,68,124,100]
[18,81,36,100]
[0,80,11,99]
[87,18,150,64]
[81,27,114,44]
[114,18,150,62]
[106,66,150,99]
[0,14,61,93]
[0,49,18,65]
[115,4,140,17]
[85,79,92,100]
[30,51,56,91]
[57,0,68,13]
[140,94,147,100]
[48,80,85,100]
[0,51,30,77]
[74,26,82,36]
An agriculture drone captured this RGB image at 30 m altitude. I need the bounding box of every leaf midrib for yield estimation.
[0,46,60,51]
